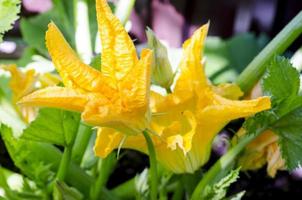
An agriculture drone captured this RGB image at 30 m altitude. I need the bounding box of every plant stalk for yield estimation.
[56,145,73,181]
[142,130,158,200]
[191,132,255,200]
[90,152,117,200]
[71,123,92,165]
[236,11,302,93]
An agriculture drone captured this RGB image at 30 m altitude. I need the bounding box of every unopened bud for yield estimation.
[146,28,174,91]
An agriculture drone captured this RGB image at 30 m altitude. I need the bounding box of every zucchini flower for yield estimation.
[237,83,285,177]
[19,0,152,135]
[94,24,271,173]
[1,64,60,123]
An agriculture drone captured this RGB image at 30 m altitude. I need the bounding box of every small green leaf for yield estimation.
[203,168,241,200]
[22,108,80,146]
[53,181,83,200]
[244,56,302,170]
[262,56,300,104]
[0,0,20,43]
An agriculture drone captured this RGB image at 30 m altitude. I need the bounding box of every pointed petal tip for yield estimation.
[255,96,271,111]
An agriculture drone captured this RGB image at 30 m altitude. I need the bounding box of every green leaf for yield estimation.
[262,56,300,103]
[53,181,83,200]
[0,0,20,43]
[22,108,80,146]
[271,107,302,170]
[0,98,25,136]
[20,13,50,55]
[0,125,56,186]
[0,124,94,197]
[20,8,73,56]
[205,34,268,84]
[203,168,241,200]
[244,56,302,170]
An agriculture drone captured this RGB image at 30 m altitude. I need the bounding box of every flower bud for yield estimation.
[146,28,174,90]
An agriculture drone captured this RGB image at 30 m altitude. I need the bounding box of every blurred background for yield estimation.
[1,0,302,199]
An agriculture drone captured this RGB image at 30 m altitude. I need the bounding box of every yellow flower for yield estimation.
[18,0,152,135]
[1,64,60,123]
[94,24,271,173]
[237,83,285,177]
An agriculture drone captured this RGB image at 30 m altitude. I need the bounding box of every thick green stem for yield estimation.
[90,152,117,200]
[73,0,93,63]
[56,146,73,181]
[236,11,302,93]
[142,130,158,200]
[71,123,92,164]
[191,133,256,200]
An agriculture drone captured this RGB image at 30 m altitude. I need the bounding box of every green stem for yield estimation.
[165,87,172,94]
[73,0,93,63]
[71,123,92,165]
[111,178,135,199]
[56,146,72,181]
[191,133,256,200]
[172,181,184,200]
[90,152,117,200]
[236,11,302,93]
[142,130,158,200]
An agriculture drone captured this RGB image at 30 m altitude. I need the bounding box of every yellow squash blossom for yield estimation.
[1,64,60,123]
[94,24,271,173]
[237,83,285,177]
[19,0,152,135]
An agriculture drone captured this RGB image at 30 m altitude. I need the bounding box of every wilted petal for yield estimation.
[18,86,88,112]
[267,142,285,177]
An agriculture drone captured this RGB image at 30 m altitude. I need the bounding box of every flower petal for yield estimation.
[200,94,271,122]
[120,49,152,111]
[1,64,37,102]
[94,127,146,158]
[96,0,138,81]
[18,86,88,112]
[46,23,114,93]
[212,83,244,100]
[174,23,209,96]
